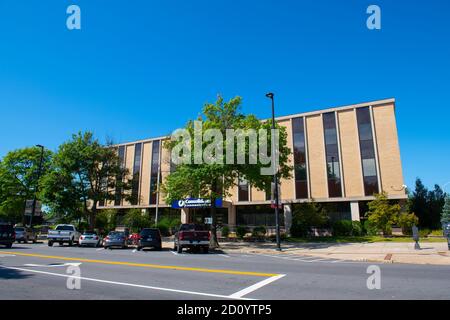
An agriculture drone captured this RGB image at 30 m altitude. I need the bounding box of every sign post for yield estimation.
[412,225,420,250]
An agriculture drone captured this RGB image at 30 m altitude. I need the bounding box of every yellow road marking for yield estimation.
[0,251,277,277]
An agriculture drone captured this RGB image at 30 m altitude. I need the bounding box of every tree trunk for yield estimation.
[89,201,97,230]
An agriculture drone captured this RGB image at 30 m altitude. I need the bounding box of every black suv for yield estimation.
[0,223,15,248]
[137,228,162,251]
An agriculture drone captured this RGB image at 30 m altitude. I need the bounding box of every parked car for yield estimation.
[14,226,37,243]
[79,231,102,247]
[47,224,81,246]
[173,223,210,253]
[104,231,128,249]
[0,223,15,248]
[137,228,162,251]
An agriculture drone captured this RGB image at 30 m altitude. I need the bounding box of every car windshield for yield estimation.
[109,232,124,237]
[15,227,25,231]
[140,229,158,236]
[180,224,206,231]
[55,225,74,231]
[83,232,96,235]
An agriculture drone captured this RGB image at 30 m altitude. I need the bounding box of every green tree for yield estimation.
[397,212,419,235]
[428,185,446,229]
[41,132,132,229]
[441,196,450,225]
[123,209,151,233]
[290,202,328,237]
[366,192,401,236]
[0,147,52,224]
[162,96,292,247]
[409,178,429,228]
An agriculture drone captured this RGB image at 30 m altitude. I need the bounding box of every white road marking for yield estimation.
[96,248,104,251]
[218,254,230,258]
[0,265,255,300]
[229,274,286,299]
[0,254,16,258]
[132,249,137,253]
[170,251,179,255]
[23,262,82,268]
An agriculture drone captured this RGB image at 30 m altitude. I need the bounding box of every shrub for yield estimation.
[123,209,151,233]
[221,226,230,238]
[363,220,378,236]
[419,228,431,238]
[366,192,400,236]
[351,221,363,236]
[291,202,329,237]
[332,220,353,236]
[397,212,419,235]
[236,226,248,239]
[252,226,266,238]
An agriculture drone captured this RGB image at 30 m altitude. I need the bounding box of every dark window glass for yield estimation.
[292,117,308,199]
[356,107,379,196]
[150,141,160,205]
[323,112,342,197]
[114,146,126,206]
[238,176,249,202]
[236,205,285,227]
[131,143,142,205]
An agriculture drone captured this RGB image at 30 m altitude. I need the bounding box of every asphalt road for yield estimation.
[0,242,449,300]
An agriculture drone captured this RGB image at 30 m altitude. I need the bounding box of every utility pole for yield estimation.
[30,145,45,227]
[265,92,281,251]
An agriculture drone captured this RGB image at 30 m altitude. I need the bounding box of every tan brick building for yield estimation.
[99,98,407,231]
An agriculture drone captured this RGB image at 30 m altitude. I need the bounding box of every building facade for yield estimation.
[99,98,407,231]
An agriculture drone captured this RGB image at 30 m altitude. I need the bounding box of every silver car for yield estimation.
[14,227,37,243]
[79,231,102,247]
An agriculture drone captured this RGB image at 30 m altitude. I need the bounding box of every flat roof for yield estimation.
[113,97,395,147]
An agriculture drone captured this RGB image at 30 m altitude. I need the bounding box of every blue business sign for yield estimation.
[171,198,223,209]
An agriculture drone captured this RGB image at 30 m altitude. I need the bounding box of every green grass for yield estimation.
[286,236,448,243]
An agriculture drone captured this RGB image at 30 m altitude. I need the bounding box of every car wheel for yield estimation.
[156,246,162,251]
[33,238,37,244]
[137,246,142,251]
[173,243,177,251]
[59,242,63,246]
[177,245,183,254]
[6,243,12,249]
[202,246,209,254]
[68,239,73,246]
[103,246,108,250]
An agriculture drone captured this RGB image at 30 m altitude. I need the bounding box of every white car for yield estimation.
[79,231,102,247]
[48,224,81,246]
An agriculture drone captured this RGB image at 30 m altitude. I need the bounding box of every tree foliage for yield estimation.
[441,196,450,225]
[366,192,401,236]
[40,132,132,228]
[290,202,329,237]
[409,178,446,229]
[0,147,52,224]
[162,96,292,246]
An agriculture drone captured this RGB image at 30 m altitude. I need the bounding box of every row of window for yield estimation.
[238,107,380,201]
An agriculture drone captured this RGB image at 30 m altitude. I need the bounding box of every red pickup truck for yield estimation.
[173,224,210,254]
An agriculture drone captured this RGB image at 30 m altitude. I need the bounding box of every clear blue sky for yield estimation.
[0,0,449,191]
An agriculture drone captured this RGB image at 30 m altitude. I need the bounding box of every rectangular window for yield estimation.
[131,143,142,205]
[323,112,342,197]
[114,146,126,206]
[238,176,249,202]
[149,140,160,205]
[356,107,379,196]
[292,117,308,199]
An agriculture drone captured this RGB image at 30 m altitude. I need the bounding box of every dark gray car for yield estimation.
[137,228,162,251]
[103,231,128,249]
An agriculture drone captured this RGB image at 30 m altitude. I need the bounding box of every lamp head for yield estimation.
[265,92,274,99]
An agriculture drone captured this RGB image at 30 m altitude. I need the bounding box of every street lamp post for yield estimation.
[265,92,281,251]
[30,145,45,227]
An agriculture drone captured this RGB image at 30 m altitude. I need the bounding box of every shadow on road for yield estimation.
[0,267,33,280]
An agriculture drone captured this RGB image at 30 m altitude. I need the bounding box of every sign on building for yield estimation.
[171,198,223,209]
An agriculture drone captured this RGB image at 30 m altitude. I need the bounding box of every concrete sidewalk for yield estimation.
[213,241,450,265]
